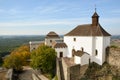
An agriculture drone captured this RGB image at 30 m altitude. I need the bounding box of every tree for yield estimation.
[3,45,30,71]
[30,45,56,77]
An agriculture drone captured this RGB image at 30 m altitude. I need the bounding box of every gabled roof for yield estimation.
[46,31,60,38]
[54,42,67,48]
[74,50,84,57]
[65,24,111,36]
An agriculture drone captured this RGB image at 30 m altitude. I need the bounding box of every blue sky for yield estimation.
[0,0,120,35]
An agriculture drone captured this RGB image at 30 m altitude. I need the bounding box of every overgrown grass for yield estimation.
[81,62,112,80]
[110,45,118,48]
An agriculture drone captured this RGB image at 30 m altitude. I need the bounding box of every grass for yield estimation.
[81,62,112,80]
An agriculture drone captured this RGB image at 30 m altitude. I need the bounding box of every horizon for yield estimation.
[0,0,120,35]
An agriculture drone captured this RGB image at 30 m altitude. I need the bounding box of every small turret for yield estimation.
[92,9,99,26]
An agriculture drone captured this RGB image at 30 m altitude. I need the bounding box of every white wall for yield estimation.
[64,36,93,57]
[55,48,68,58]
[92,37,103,65]
[74,53,89,65]
[81,53,89,65]
[92,36,110,65]
[74,56,80,64]
[45,38,61,46]
[64,36,110,65]
[102,36,111,63]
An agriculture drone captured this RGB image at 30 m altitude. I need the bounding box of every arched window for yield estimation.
[72,49,75,57]
[81,47,84,52]
[95,49,98,56]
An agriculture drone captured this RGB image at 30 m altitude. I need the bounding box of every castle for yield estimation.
[29,11,111,79]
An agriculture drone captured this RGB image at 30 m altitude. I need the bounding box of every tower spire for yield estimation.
[95,4,96,12]
[92,5,99,26]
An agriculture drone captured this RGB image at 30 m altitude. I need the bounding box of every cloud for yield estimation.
[0,8,23,15]
[34,6,66,14]
[111,9,120,15]
[0,17,119,27]
[0,18,88,27]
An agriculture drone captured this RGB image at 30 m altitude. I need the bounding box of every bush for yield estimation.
[3,45,30,71]
[30,45,56,78]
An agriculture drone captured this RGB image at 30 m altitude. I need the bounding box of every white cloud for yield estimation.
[34,6,66,14]
[0,18,90,27]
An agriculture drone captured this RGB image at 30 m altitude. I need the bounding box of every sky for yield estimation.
[0,0,120,35]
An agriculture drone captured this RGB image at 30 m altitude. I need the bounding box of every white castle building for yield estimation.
[30,11,111,65]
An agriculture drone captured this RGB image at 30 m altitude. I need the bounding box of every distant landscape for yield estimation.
[0,35,119,57]
[0,35,45,57]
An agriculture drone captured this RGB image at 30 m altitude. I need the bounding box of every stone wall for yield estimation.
[62,58,68,80]
[56,58,63,80]
[61,58,80,80]
[108,48,120,75]
[68,65,80,80]
[5,68,13,80]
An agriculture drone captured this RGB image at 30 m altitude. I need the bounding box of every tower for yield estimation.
[92,9,99,26]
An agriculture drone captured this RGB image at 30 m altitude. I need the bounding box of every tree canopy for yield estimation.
[3,45,30,71]
[30,45,56,77]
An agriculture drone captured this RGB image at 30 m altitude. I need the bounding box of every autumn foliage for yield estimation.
[3,45,30,71]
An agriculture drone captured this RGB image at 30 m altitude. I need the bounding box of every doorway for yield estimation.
[60,52,63,58]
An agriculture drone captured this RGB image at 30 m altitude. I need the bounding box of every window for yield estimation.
[72,49,75,57]
[50,40,52,43]
[73,38,76,41]
[95,49,98,56]
[33,48,35,50]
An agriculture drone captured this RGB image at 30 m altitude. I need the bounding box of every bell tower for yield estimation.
[92,8,99,26]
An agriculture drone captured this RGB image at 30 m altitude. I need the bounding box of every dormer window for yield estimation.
[73,38,76,42]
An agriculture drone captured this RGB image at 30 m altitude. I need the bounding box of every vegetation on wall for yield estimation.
[30,44,56,78]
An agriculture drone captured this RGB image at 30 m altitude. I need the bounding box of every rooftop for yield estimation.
[65,24,111,36]
[65,12,111,36]
[54,42,67,48]
[46,31,60,38]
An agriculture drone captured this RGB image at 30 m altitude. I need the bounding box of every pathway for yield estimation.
[18,66,33,80]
